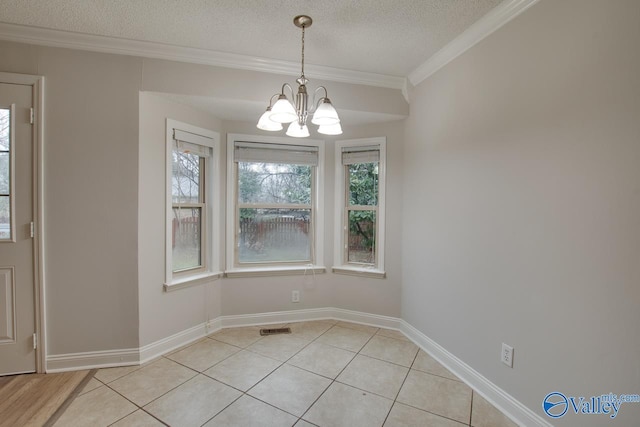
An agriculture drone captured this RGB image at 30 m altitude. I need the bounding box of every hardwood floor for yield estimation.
[0,370,94,427]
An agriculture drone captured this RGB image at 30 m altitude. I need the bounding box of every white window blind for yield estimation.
[234,142,319,166]
[342,146,380,165]
[174,129,213,157]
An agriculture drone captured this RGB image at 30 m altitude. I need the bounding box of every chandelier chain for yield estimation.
[257,15,341,137]
[301,25,306,79]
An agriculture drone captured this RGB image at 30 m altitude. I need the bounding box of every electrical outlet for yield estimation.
[291,290,300,303]
[501,343,514,368]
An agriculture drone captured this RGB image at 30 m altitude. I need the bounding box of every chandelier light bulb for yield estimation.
[269,95,297,123]
[317,122,343,135]
[256,107,283,131]
[286,122,310,138]
[256,15,341,137]
[311,99,340,126]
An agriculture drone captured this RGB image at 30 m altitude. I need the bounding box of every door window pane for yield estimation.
[0,109,9,151]
[0,152,8,195]
[0,196,9,239]
[239,208,311,263]
[172,207,202,271]
[0,108,10,240]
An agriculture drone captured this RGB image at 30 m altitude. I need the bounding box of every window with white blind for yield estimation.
[227,134,325,275]
[333,137,386,278]
[165,120,221,290]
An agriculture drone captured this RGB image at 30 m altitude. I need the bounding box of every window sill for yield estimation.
[225,265,326,278]
[164,271,224,292]
[332,266,386,279]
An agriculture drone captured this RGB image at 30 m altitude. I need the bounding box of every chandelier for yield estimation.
[257,15,342,137]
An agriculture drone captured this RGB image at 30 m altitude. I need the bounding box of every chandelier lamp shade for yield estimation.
[256,15,342,137]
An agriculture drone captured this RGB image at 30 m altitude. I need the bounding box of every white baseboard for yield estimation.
[331,307,402,330]
[217,307,402,330]
[139,322,209,364]
[46,348,139,373]
[401,321,552,427]
[207,316,223,333]
[45,307,547,427]
[219,307,334,328]
[47,322,211,372]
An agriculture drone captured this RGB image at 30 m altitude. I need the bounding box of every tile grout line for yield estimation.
[379,348,420,426]
[88,321,470,427]
[44,369,98,427]
[243,322,342,423]
[188,332,287,426]
[198,322,337,425]
[469,390,475,427]
[100,356,203,425]
[297,324,381,424]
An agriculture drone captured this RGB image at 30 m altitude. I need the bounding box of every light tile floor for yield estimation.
[54,320,518,427]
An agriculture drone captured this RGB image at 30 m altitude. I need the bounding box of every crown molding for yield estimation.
[0,22,405,90]
[408,0,540,86]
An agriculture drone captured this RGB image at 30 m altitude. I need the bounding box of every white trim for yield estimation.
[225,265,325,279]
[41,306,550,425]
[0,72,46,373]
[0,22,405,90]
[401,321,552,427]
[139,322,209,364]
[226,134,325,272]
[206,316,223,333]
[46,348,139,373]
[401,78,410,104]
[219,307,335,328]
[165,119,221,288]
[330,308,401,330]
[408,0,540,85]
[217,307,401,331]
[334,137,386,272]
[163,271,223,292]
[332,266,386,279]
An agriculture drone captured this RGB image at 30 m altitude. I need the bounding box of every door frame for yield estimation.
[0,72,45,373]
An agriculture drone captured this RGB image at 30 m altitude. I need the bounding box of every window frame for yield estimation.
[164,119,222,291]
[226,134,325,277]
[333,137,387,278]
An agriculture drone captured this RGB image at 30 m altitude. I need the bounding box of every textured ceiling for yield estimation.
[0,0,503,77]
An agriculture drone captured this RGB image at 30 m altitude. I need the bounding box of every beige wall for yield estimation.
[138,93,223,346]
[1,39,407,355]
[140,58,408,118]
[138,74,406,341]
[0,42,141,354]
[220,120,404,318]
[402,1,640,425]
[3,4,637,423]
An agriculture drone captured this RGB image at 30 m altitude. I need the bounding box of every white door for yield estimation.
[0,82,35,375]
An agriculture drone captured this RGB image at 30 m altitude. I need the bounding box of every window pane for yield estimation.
[349,162,378,206]
[347,210,376,264]
[0,109,9,151]
[239,208,311,263]
[0,196,9,240]
[172,151,201,203]
[172,207,202,271]
[239,162,311,205]
[0,152,8,194]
